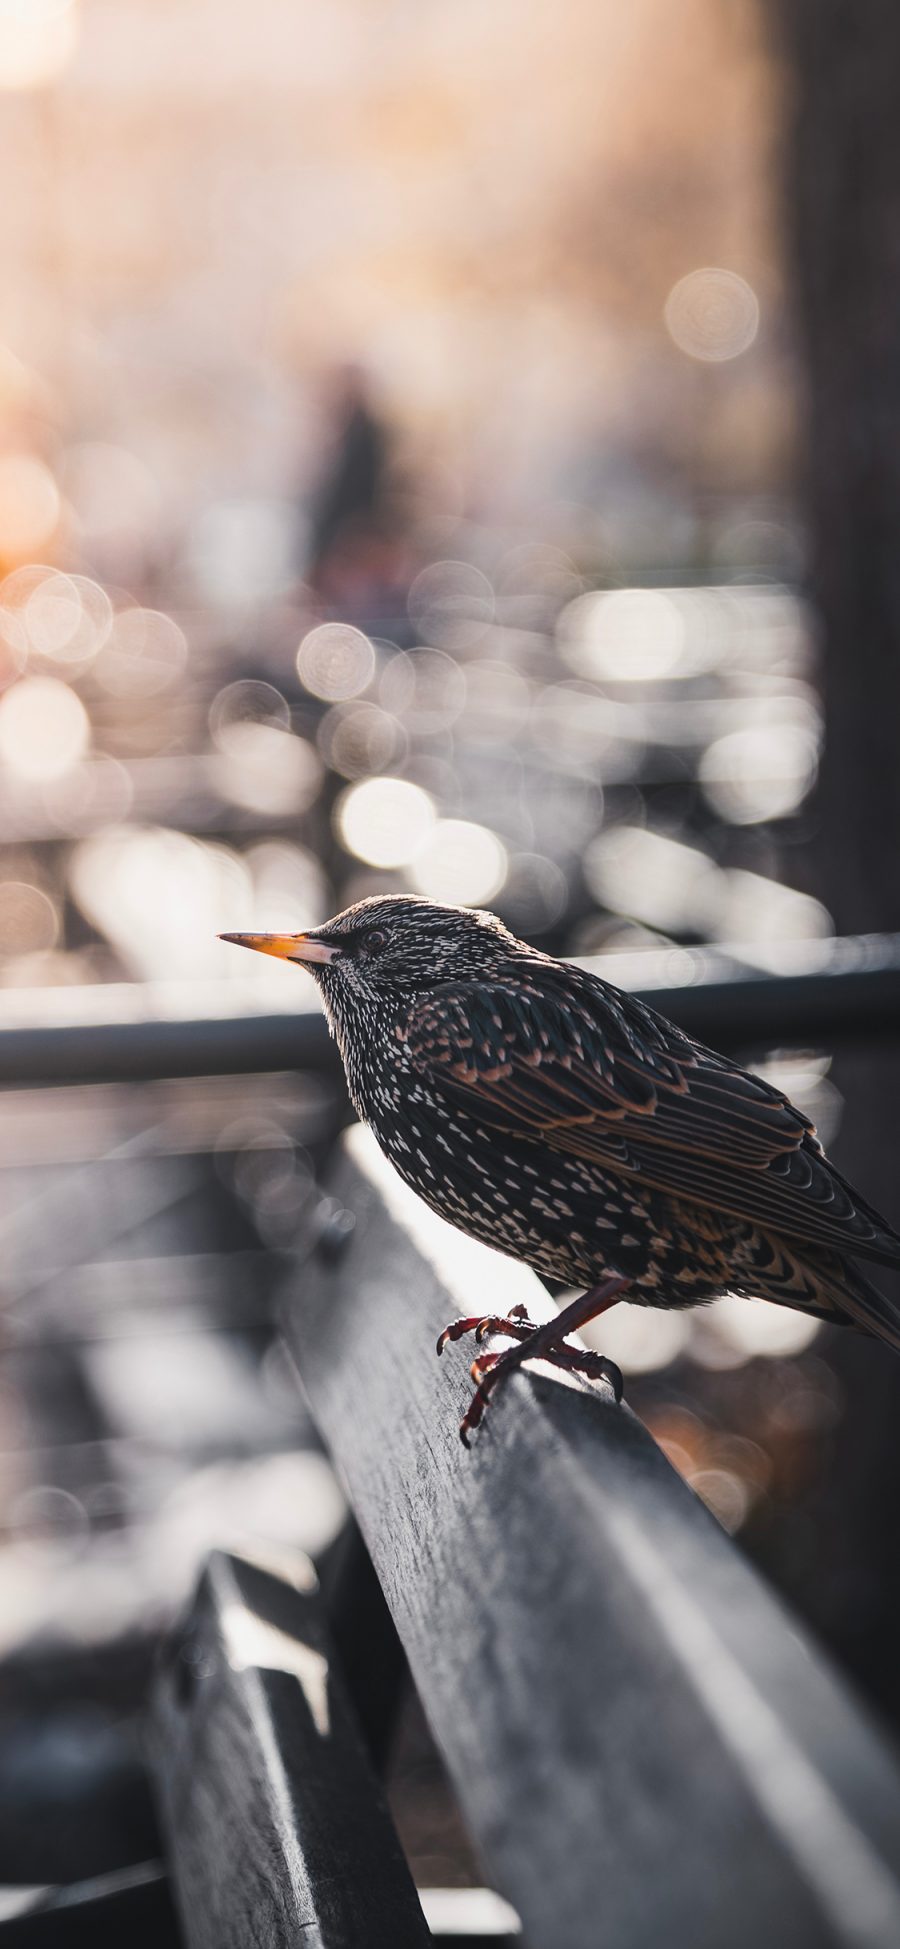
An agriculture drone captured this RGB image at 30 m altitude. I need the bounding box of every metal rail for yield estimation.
[2,934,900,1086]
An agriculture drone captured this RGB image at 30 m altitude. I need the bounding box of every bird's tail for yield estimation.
[810,1251,900,1355]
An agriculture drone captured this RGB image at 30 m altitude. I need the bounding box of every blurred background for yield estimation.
[1,0,899,1909]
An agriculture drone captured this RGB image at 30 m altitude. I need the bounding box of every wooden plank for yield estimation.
[285,1125,900,1949]
[149,1546,430,1949]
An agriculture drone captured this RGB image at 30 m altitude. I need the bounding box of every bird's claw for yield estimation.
[599,1356,624,1404]
[459,1361,498,1446]
[435,1305,539,1357]
[457,1340,624,1444]
[438,1302,624,1444]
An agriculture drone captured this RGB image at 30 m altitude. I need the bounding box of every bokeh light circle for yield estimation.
[0,675,89,781]
[408,560,494,651]
[664,268,759,363]
[698,725,819,825]
[297,623,375,702]
[24,572,83,660]
[410,819,507,906]
[560,588,686,683]
[336,777,435,869]
[217,727,323,818]
[317,701,406,780]
[209,680,291,752]
[25,570,113,667]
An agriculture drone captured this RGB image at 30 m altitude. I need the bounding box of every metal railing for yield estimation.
[2,933,900,1087]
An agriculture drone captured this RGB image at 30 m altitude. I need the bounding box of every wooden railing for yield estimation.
[146,1126,900,1949]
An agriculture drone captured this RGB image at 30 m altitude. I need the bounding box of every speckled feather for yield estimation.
[299,896,900,1350]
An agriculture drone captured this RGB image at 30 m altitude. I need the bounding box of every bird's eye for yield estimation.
[364,928,388,954]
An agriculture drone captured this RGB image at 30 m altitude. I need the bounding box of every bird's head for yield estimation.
[220,895,527,1016]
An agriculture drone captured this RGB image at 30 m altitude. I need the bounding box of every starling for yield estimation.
[221,897,900,1443]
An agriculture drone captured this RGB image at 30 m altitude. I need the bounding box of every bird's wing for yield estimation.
[399,967,900,1266]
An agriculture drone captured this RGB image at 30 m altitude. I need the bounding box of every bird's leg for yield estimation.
[457,1276,630,1446]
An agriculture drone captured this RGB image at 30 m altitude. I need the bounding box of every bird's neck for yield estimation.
[318,981,396,1125]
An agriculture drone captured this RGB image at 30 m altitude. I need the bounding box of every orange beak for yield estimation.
[218,931,340,967]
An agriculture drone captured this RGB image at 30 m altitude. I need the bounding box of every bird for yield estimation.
[220,896,900,1444]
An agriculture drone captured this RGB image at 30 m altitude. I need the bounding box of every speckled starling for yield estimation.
[221,897,900,1443]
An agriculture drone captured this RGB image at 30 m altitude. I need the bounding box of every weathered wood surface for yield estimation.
[149,1547,430,1949]
[286,1125,900,1949]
